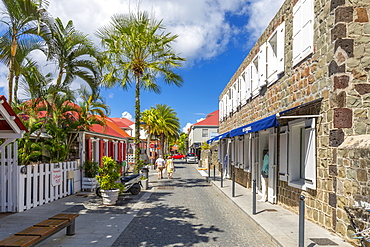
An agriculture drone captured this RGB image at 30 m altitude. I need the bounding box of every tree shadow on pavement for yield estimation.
[111,192,224,247]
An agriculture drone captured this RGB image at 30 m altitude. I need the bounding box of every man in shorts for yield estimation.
[155,155,165,179]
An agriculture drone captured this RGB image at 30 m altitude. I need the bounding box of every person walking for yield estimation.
[166,158,175,179]
[155,155,165,179]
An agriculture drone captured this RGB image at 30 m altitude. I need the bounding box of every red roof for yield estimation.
[89,117,131,138]
[0,95,27,132]
[193,110,219,126]
[110,118,134,128]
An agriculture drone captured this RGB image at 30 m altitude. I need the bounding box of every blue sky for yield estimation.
[0,0,284,132]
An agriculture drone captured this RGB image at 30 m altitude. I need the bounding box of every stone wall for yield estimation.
[218,0,370,243]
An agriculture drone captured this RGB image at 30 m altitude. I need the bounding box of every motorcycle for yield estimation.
[96,172,143,197]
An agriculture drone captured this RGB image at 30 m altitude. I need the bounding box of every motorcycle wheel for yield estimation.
[96,187,102,198]
[129,184,141,195]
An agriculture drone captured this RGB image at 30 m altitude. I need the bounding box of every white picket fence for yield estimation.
[0,157,81,212]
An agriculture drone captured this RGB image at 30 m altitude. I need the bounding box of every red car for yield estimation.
[169,153,185,159]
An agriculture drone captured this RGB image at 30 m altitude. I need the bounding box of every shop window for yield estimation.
[292,0,314,66]
[287,118,316,190]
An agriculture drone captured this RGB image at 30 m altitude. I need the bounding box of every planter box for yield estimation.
[82,177,98,192]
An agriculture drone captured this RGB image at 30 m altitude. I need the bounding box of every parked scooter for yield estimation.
[96,172,143,197]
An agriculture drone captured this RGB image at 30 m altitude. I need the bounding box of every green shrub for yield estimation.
[96,156,124,191]
[81,160,99,178]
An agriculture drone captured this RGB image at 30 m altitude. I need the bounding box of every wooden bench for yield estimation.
[0,213,78,247]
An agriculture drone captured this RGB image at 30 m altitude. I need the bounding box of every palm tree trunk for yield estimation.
[134,75,141,166]
[146,131,151,160]
[14,75,19,103]
[8,60,14,105]
[8,34,17,105]
[160,133,165,156]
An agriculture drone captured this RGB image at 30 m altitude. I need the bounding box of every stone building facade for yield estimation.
[215,0,370,244]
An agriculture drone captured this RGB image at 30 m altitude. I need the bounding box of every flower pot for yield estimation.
[100,189,120,205]
[141,179,149,190]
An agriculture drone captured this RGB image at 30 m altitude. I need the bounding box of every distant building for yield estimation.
[188,110,219,157]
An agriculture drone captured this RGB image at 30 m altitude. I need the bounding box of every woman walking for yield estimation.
[166,158,175,179]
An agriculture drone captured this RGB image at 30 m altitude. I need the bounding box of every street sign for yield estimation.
[51,165,62,186]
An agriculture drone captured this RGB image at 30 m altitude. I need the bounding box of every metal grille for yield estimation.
[309,238,338,246]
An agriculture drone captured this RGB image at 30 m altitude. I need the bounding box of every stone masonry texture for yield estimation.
[218,0,370,245]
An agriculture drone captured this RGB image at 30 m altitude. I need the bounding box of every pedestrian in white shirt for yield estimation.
[155,155,165,179]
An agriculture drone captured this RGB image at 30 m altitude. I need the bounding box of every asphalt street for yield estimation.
[112,161,279,247]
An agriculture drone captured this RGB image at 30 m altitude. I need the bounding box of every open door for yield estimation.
[268,128,277,203]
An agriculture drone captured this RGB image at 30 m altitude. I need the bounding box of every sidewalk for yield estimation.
[195,165,353,247]
[0,183,154,247]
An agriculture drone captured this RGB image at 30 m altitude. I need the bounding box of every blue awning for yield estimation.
[207,132,230,144]
[229,114,279,137]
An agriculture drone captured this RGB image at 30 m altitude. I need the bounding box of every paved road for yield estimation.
[112,162,279,247]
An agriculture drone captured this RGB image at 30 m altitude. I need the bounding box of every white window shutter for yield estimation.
[228,90,231,114]
[301,0,314,60]
[245,65,251,100]
[292,0,302,64]
[251,58,259,96]
[233,84,237,111]
[239,75,245,104]
[293,0,313,65]
[279,127,288,181]
[277,21,285,74]
[244,134,251,172]
[258,43,267,88]
[304,118,316,189]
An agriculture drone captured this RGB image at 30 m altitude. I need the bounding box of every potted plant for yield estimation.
[81,160,99,191]
[96,156,124,205]
[141,175,149,190]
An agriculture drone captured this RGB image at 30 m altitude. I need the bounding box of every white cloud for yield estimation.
[48,0,249,63]
[241,0,285,42]
[196,118,205,123]
[0,0,285,98]
[182,122,192,133]
[121,111,134,121]
[108,93,114,98]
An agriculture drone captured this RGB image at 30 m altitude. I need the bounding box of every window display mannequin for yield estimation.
[259,150,269,202]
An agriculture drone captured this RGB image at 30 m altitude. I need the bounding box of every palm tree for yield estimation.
[150,104,180,156]
[77,87,110,130]
[96,11,185,166]
[141,108,157,160]
[46,17,101,93]
[0,0,50,104]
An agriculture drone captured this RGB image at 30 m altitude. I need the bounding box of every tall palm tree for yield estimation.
[46,17,101,93]
[96,11,185,166]
[150,104,180,156]
[0,0,50,104]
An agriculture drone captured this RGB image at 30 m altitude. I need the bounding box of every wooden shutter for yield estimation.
[251,58,258,96]
[258,43,267,88]
[293,0,313,65]
[99,140,104,166]
[304,118,316,189]
[277,21,286,75]
[279,127,288,181]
